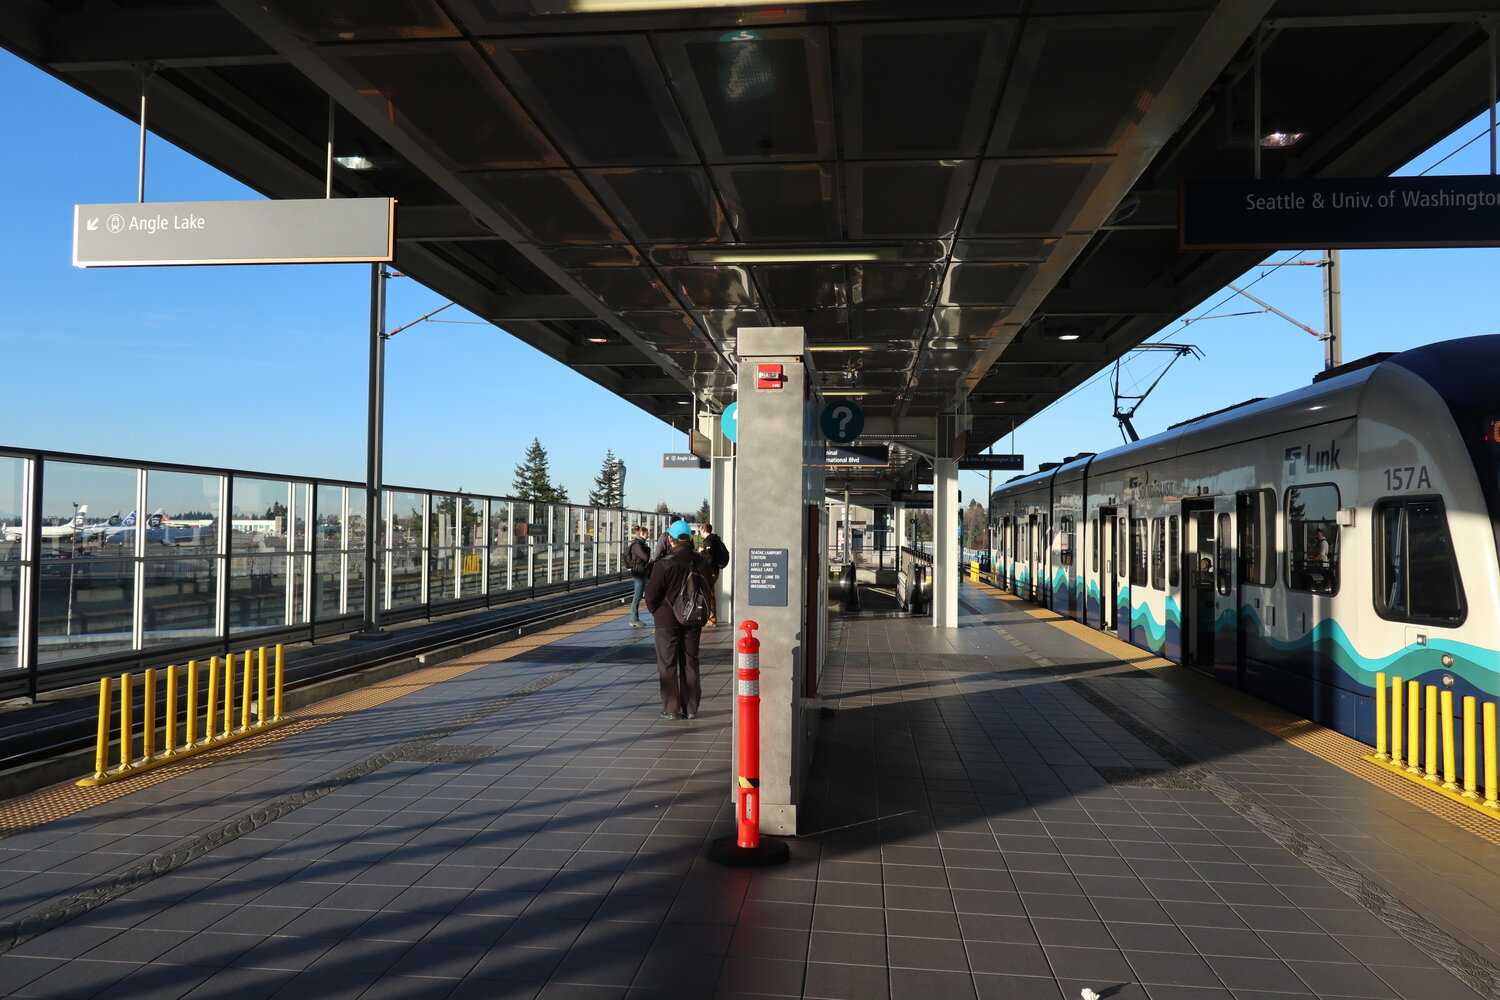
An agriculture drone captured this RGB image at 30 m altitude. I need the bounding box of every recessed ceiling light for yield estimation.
[1259,130,1306,149]
[333,155,375,170]
[686,247,902,265]
[821,389,869,397]
[585,337,608,343]
[1055,332,1081,341]
[541,0,861,12]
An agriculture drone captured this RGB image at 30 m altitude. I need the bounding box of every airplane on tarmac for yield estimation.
[0,505,89,542]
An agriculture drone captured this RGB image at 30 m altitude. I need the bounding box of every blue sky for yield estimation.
[2,50,1497,515]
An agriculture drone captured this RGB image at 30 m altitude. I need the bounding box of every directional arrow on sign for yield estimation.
[86,218,99,231]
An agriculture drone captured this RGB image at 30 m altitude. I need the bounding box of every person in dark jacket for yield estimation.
[697,522,729,627]
[644,524,710,719]
[624,524,652,627]
[651,515,687,562]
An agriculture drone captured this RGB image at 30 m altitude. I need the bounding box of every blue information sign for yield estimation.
[721,402,738,443]
[747,548,789,607]
[820,401,864,444]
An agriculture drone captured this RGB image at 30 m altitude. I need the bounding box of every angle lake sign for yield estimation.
[73,198,395,267]
[1179,175,1500,250]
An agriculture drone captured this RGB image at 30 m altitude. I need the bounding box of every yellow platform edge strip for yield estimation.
[974,581,1500,844]
[0,608,627,837]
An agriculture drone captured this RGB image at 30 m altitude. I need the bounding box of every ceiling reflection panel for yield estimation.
[473,170,626,244]
[942,262,1033,306]
[847,161,975,239]
[665,267,755,309]
[571,268,678,310]
[851,264,941,306]
[848,308,929,340]
[622,311,705,349]
[587,168,729,243]
[933,306,1009,340]
[257,0,458,41]
[660,28,834,163]
[964,158,1110,238]
[839,20,1010,160]
[714,164,840,242]
[549,246,641,268]
[754,264,843,310]
[489,36,696,166]
[694,309,770,342]
[331,43,561,170]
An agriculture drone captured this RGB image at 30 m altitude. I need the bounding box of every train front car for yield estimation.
[1352,337,1500,719]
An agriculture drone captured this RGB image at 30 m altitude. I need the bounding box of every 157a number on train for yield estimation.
[1382,466,1431,490]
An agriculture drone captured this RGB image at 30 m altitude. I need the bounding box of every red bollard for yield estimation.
[709,620,789,867]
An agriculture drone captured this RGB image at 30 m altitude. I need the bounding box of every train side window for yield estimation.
[1091,517,1100,573]
[1129,518,1148,586]
[1215,513,1231,595]
[1150,517,1165,590]
[1059,516,1074,567]
[1168,515,1180,588]
[1237,490,1276,586]
[1375,498,1465,624]
[1286,484,1340,594]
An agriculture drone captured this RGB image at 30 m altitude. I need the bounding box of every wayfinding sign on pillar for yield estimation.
[733,326,821,838]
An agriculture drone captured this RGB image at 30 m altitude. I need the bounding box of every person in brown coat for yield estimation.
[643,524,710,719]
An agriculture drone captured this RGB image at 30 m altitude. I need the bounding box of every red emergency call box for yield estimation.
[757,364,785,389]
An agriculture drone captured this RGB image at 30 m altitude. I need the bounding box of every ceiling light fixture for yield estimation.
[333,155,376,170]
[685,247,902,265]
[547,0,860,12]
[806,344,877,352]
[1259,129,1306,149]
[585,337,609,343]
[1056,332,1081,341]
[820,389,870,397]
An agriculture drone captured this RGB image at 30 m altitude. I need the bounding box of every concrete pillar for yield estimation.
[733,327,822,836]
[932,413,963,628]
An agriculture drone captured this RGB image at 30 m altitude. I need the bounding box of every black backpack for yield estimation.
[624,538,649,574]
[671,556,712,627]
[706,535,730,570]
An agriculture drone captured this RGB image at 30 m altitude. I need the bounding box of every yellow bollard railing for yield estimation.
[142,668,157,761]
[1406,680,1421,774]
[186,660,199,748]
[1463,695,1478,800]
[1390,677,1404,768]
[78,646,288,787]
[1485,702,1498,810]
[1423,685,1439,782]
[1440,690,1457,790]
[1374,672,1388,761]
[165,665,178,756]
[91,677,112,782]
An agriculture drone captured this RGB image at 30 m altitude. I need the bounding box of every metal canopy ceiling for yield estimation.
[3,1,1495,491]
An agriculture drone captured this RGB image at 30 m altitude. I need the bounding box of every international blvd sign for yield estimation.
[662,453,709,469]
[819,445,889,467]
[957,453,1025,471]
[73,198,396,267]
[1180,176,1500,250]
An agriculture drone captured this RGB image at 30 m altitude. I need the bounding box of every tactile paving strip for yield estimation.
[0,609,626,838]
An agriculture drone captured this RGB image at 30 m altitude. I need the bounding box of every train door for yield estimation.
[1099,505,1118,631]
[1118,508,1135,643]
[1025,513,1038,601]
[1182,499,1215,670]
[1212,496,1241,687]
[1039,513,1051,604]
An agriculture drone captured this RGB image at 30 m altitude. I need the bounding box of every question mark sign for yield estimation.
[834,405,853,437]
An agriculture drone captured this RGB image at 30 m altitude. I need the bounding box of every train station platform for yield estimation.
[0,583,1497,1000]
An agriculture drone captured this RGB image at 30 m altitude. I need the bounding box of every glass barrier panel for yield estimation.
[0,457,24,670]
[487,500,510,594]
[38,554,135,663]
[458,547,483,597]
[146,470,220,556]
[429,546,456,604]
[290,482,311,552]
[228,551,287,632]
[231,477,291,554]
[388,492,425,609]
[346,551,367,618]
[0,562,18,672]
[143,556,218,647]
[313,552,344,618]
[346,487,368,552]
[461,498,483,547]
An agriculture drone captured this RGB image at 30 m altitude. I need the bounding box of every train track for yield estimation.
[0,583,630,785]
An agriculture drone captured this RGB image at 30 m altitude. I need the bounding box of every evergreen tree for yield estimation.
[587,450,625,508]
[654,501,670,515]
[512,438,566,503]
[963,499,989,549]
[695,497,711,523]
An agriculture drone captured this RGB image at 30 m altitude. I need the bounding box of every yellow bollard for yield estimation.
[257,646,268,727]
[1391,677,1404,768]
[186,660,199,747]
[206,656,220,740]
[165,665,178,754]
[1423,685,1439,782]
[273,644,284,720]
[119,672,133,769]
[142,669,157,761]
[241,649,253,729]
[1462,695,1478,800]
[1484,702,1498,810]
[92,677,112,780]
[1374,672,1388,760]
[223,653,235,738]
[1440,690,1457,790]
[1406,680,1421,774]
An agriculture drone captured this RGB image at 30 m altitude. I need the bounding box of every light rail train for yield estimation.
[989,336,1500,744]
